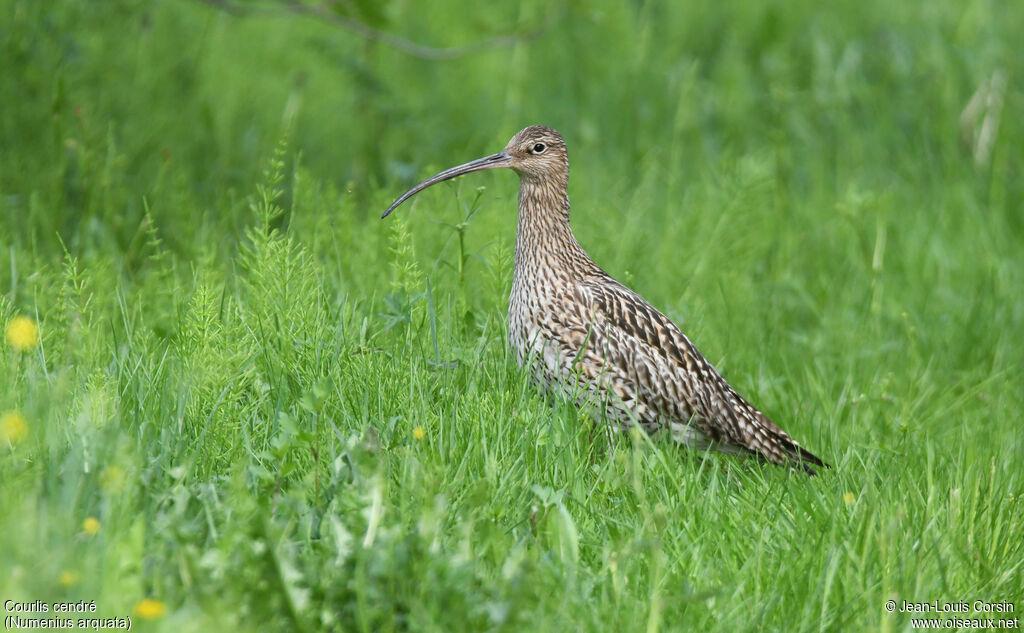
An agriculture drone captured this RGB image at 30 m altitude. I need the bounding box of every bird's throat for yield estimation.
[513,178,591,282]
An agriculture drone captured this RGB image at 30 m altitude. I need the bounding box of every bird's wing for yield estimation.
[574,274,826,471]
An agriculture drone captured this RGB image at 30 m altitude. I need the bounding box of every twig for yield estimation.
[200,0,546,60]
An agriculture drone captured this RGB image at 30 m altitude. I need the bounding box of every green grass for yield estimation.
[1,0,1022,631]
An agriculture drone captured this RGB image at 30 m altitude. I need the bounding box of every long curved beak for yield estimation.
[381,151,512,218]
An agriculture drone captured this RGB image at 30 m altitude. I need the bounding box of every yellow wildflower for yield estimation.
[58,570,80,587]
[133,599,167,620]
[82,517,100,535]
[412,426,425,441]
[0,411,28,444]
[5,316,39,351]
[843,492,856,505]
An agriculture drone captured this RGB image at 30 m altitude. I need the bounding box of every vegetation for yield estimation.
[1,0,1021,630]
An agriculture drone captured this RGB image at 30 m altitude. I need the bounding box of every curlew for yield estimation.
[383,126,827,474]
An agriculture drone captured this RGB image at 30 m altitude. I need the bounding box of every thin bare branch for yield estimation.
[199,0,546,60]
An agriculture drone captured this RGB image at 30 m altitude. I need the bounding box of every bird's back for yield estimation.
[510,261,825,473]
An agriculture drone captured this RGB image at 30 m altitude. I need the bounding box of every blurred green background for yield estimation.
[1,0,1021,631]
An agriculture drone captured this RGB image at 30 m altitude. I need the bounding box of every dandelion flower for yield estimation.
[412,426,425,441]
[82,517,100,535]
[58,570,79,587]
[134,599,167,620]
[843,492,856,505]
[0,411,28,444]
[5,316,39,351]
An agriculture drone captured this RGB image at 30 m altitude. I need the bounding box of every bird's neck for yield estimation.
[513,176,593,280]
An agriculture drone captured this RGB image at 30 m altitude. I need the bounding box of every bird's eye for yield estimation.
[531,143,546,154]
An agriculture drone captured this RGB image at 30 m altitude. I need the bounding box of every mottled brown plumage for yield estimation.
[383,125,827,474]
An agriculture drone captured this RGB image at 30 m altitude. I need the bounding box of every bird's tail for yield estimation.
[767,427,829,475]
[721,382,829,475]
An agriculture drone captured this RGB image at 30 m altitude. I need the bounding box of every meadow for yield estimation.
[1,0,1021,631]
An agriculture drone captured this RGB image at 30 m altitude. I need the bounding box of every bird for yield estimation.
[382,125,827,474]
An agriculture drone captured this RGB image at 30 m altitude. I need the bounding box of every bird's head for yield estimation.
[502,125,568,181]
[382,125,568,218]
